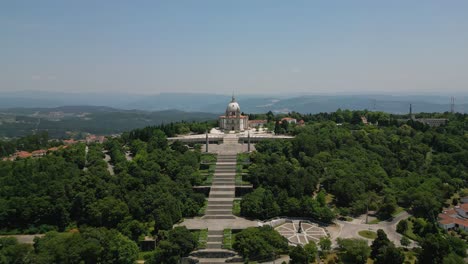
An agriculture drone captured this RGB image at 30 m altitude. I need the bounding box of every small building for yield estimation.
[360,116,368,125]
[86,135,106,144]
[438,203,468,231]
[63,139,77,145]
[461,197,468,204]
[31,149,47,157]
[281,117,297,124]
[219,96,249,131]
[14,151,32,159]
[297,120,305,126]
[249,120,268,128]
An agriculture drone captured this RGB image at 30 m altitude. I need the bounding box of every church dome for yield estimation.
[226,96,240,115]
[226,102,240,113]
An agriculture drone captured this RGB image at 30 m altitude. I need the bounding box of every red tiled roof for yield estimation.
[16,151,32,158]
[219,115,248,118]
[438,211,468,227]
[459,203,468,211]
[63,139,76,144]
[249,120,267,124]
[32,149,47,154]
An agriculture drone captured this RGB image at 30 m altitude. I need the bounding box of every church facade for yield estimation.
[219,96,249,131]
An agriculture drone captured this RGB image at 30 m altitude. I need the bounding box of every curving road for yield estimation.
[332,211,417,248]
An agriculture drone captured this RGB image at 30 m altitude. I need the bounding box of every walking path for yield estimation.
[178,135,257,263]
[334,212,417,247]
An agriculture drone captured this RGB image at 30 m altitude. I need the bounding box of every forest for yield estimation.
[0,124,205,263]
[238,111,467,263]
[0,110,466,263]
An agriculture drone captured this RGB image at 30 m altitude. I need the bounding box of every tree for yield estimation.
[145,227,197,264]
[0,237,33,264]
[396,219,408,234]
[337,238,370,264]
[233,226,288,261]
[377,195,397,219]
[400,236,410,248]
[289,245,308,264]
[446,235,467,258]
[419,234,450,264]
[33,228,138,264]
[318,237,332,251]
[371,229,390,259]
[374,244,404,264]
[443,253,465,264]
[303,241,318,263]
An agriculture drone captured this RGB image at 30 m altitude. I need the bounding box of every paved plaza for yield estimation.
[275,221,327,245]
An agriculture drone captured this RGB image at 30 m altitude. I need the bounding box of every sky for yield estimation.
[1,0,468,95]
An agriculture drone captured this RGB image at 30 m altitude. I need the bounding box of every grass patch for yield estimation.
[237,153,250,163]
[200,164,216,185]
[235,172,250,185]
[138,251,153,260]
[358,230,377,239]
[325,194,335,204]
[201,153,217,163]
[198,200,207,216]
[403,250,417,264]
[233,200,241,216]
[223,229,232,249]
[391,207,405,217]
[403,220,420,241]
[196,229,208,249]
[368,219,380,224]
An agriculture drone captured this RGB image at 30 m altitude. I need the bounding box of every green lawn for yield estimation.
[235,172,250,185]
[138,251,153,261]
[196,229,208,249]
[237,153,250,163]
[368,219,380,224]
[223,229,232,249]
[403,250,417,264]
[391,207,405,217]
[200,164,216,185]
[325,194,335,204]
[358,230,377,239]
[201,153,217,163]
[233,200,241,216]
[198,200,207,216]
[403,220,420,241]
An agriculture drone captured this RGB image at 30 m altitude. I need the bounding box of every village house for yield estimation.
[438,200,468,231]
[280,117,297,124]
[248,120,268,128]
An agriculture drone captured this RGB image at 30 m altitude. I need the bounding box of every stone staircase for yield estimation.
[191,153,244,263]
[203,154,237,220]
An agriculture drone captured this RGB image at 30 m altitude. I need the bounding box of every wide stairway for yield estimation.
[190,153,243,263]
[203,154,237,221]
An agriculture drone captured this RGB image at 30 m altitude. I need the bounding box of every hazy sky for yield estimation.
[1,1,468,95]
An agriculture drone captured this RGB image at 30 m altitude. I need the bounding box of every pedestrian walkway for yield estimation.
[203,154,236,221]
[179,136,257,263]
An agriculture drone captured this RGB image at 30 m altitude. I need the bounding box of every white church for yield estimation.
[218,96,249,131]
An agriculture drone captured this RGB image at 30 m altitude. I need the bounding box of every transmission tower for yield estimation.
[450,96,455,113]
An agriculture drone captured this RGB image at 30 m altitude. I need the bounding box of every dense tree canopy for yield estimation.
[247,113,467,221]
[232,226,288,261]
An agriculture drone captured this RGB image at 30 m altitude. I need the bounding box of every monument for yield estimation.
[218,96,249,132]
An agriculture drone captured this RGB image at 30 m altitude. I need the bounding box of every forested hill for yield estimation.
[245,113,467,219]
[0,111,466,263]
[0,106,217,138]
[0,124,206,263]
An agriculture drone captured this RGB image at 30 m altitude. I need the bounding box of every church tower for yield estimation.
[219,96,248,131]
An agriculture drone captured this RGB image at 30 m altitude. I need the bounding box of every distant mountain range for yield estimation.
[0,105,217,138]
[0,91,466,114]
